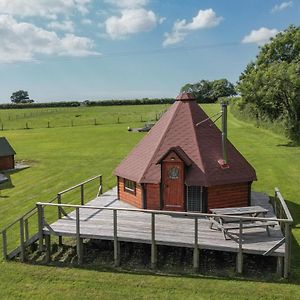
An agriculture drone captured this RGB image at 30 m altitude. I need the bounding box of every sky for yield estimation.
[0,0,299,103]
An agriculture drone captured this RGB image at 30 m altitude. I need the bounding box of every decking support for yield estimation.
[236,220,243,274]
[193,217,199,270]
[19,218,25,262]
[284,222,291,278]
[80,184,84,205]
[2,230,7,260]
[57,194,63,246]
[113,209,120,266]
[277,256,283,276]
[24,219,29,242]
[76,207,83,264]
[151,213,157,269]
[45,235,51,263]
[37,204,44,251]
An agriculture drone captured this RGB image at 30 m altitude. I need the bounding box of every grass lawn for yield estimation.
[0,104,299,299]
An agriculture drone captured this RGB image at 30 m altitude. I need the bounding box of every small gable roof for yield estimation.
[156,146,192,166]
[0,137,16,157]
[114,93,256,187]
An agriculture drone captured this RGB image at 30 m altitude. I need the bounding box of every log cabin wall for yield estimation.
[0,155,14,171]
[207,182,250,211]
[118,177,143,208]
[145,183,161,210]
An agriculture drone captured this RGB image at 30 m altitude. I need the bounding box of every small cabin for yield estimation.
[0,137,16,171]
[114,93,256,212]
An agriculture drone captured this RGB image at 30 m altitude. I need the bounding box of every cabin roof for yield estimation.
[0,137,16,157]
[114,93,256,186]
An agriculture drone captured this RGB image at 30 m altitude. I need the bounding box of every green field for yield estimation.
[0,104,299,299]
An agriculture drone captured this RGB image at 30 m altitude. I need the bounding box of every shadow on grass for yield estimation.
[276,141,300,147]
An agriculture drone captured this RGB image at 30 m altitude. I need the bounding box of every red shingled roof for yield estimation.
[114,94,256,186]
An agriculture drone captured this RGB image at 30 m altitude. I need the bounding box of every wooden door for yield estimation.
[162,161,184,211]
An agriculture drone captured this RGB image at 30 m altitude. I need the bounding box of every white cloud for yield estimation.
[48,20,75,32]
[271,1,293,12]
[242,27,278,45]
[104,0,149,8]
[105,8,157,39]
[82,18,92,25]
[0,0,91,19]
[0,15,100,63]
[163,9,223,47]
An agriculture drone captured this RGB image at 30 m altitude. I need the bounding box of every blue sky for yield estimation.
[0,0,299,102]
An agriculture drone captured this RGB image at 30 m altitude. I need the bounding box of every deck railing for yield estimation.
[35,187,293,278]
[1,174,103,262]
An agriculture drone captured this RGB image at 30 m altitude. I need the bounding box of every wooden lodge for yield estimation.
[0,137,16,171]
[114,93,256,212]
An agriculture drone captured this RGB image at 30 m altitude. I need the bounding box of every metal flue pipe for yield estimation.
[221,102,228,164]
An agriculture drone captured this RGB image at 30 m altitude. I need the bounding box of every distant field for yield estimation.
[0,105,168,130]
[0,104,299,299]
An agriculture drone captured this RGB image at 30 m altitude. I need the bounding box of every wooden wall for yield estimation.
[118,177,143,208]
[0,155,14,171]
[207,182,250,211]
[146,183,161,210]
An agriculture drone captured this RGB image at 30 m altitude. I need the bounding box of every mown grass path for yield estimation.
[0,104,299,299]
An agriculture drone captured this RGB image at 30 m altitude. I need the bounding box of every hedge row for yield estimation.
[0,98,176,109]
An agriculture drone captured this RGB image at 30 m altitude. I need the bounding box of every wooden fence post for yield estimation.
[284,222,291,278]
[151,213,157,269]
[19,218,25,262]
[37,204,44,251]
[236,219,243,274]
[193,217,199,270]
[24,218,29,242]
[45,235,51,263]
[80,184,84,205]
[2,230,7,260]
[113,209,120,266]
[99,176,103,195]
[76,207,83,264]
[57,194,63,246]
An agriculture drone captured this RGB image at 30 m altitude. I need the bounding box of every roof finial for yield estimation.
[176,92,195,101]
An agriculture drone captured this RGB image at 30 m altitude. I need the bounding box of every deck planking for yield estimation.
[44,188,285,256]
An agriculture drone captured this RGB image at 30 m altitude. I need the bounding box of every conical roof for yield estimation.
[114,94,256,186]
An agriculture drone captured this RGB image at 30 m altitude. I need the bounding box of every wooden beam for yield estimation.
[2,230,7,260]
[57,194,63,246]
[193,217,199,270]
[80,184,84,206]
[151,213,157,269]
[37,204,44,251]
[99,176,103,195]
[19,218,25,262]
[236,220,243,274]
[76,207,83,264]
[45,235,51,263]
[113,209,120,266]
[277,256,283,277]
[284,222,291,278]
[24,219,29,243]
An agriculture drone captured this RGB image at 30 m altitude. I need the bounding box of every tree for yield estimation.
[180,79,236,103]
[10,90,34,104]
[237,25,300,142]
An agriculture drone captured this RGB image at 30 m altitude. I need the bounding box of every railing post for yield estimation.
[37,204,44,251]
[19,218,25,262]
[113,209,120,266]
[99,176,103,195]
[57,194,63,246]
[236,219,243,274]
[2,230,8,260]
[45,235,51,263]
[24,218,29,243]
[193,217,199,270]
[151,213,157,269]
[284,222,291,278]
[76,207,83,264]
[80,184,84,206]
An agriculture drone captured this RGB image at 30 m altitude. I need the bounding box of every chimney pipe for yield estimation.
[221,102,228,164]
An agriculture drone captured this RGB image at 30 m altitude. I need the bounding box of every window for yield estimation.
[124,179,136,194]
[187,186,203,212]
[168,167,179,179]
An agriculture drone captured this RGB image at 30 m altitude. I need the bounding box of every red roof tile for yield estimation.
[114,95,257,186]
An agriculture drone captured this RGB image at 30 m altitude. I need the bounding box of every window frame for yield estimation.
[124,178,136,195]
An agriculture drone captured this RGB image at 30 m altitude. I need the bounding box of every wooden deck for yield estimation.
[44,188,285,257]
